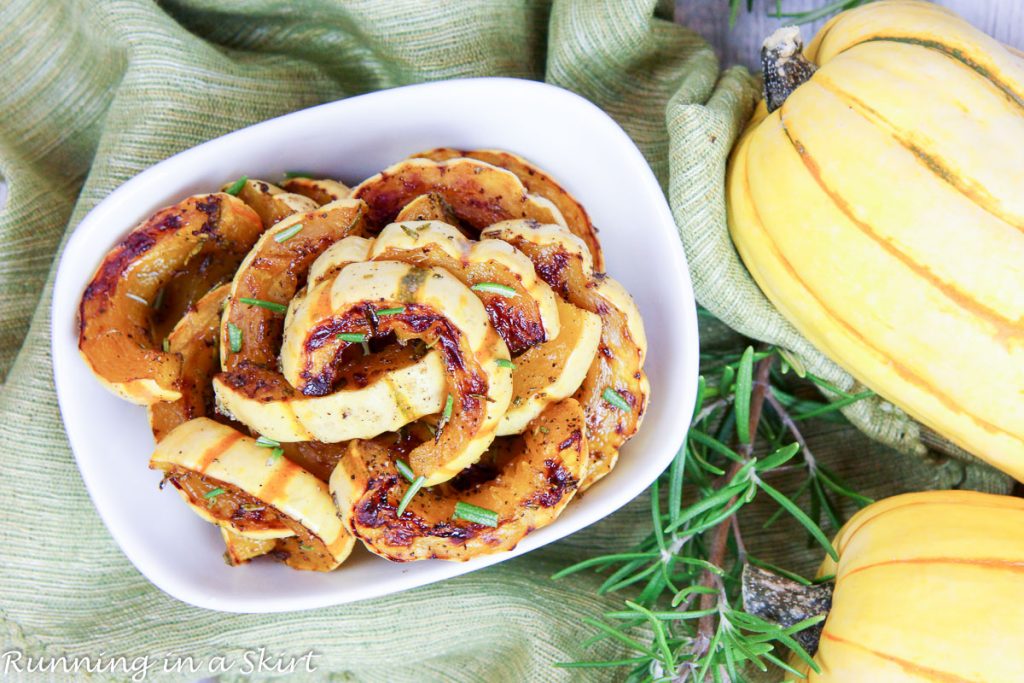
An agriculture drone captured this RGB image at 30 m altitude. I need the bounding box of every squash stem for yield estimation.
[742,564,833,656]
[762,26,818,112]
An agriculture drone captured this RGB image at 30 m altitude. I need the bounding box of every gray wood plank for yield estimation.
[676,0,1024,70]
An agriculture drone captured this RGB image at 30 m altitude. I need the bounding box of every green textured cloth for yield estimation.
[0,1,1010,681]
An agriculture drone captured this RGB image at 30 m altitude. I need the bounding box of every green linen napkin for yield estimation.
[0,1,1010,681]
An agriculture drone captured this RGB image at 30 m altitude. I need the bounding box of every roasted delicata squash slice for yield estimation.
[148,284,231,442]
[368,221,560,353]
[482,220,649,487]
[282,260,513,485]
[151,417,354,571]
[306,235,374,288]
[280,177,351,206]
[414,148,604,270]
[394,192,460,225]
[219,198,366,373]
[350,157,567,233]
[78,193,263,404]
[221,528,277,566]
[331,398,588,562]
[498,297,602,436]
[223,178,318,229]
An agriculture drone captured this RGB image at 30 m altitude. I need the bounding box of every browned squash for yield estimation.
[147,284,230,442]
[394,192,460,225]
[331,398,588,561]
[78,193,263,405]
[482,220,648,487]
[414,148,604,270]
[223,178,317,228]
[350,157,567,233]
[280,177,351,206]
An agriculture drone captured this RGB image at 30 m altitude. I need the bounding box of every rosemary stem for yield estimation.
[691,354,774,666]
[765,390,818,474]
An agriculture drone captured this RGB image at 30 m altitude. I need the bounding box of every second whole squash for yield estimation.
[727,0,1024,479]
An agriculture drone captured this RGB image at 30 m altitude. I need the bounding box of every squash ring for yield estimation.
[413,148,604,270]
[224,178,318,229]
[151,417,354,571]
[330,398,588,562]
[482,220,649,487]
[281,260,513,485]
[78,193,263,405]
[350,157,568,234]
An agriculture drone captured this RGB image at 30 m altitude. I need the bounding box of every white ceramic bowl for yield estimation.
[51,78,698,613]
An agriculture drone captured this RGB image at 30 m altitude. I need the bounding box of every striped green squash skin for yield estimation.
[727,0,1024,479]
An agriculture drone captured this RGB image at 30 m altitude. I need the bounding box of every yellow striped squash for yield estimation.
[797,490,1024,681]
[727,0,1024,479]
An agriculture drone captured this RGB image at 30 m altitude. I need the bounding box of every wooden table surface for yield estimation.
[676,0,1024,70]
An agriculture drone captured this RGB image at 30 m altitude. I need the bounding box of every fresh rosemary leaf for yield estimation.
[337,332,367,343]
[375,306,405,316]
[470,282,517,297]
[758,478,838,561]
[396,475,425,517]
[255,435,280,448]
[441,394,453,424]
[125,292,149,306]
[601,388,631,412]
[273,223,304,243]
[734,346,754,444]
[452,501,498,527]
[225,176,248,195]
[495,358,516,370]
[203,487,226,504]
[283,170,312,179]
[238,297,287,313]
[267,447,284,465]
[227,322,243,353]
[395,459,415,483]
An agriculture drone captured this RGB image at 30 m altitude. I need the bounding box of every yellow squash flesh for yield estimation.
[798,490,1024,681]
[727,0,1024,479]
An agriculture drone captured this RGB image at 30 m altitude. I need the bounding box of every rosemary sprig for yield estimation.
[727,0,874,26]
[554,345,873,680]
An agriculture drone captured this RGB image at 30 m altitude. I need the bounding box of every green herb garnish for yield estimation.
[496,358,516,370]
[470,282,517,297]
[255,435,280,448]
[396,475,426,517]
[227,322,243,353]
[273,223,304,243]
[238,297,287,313]
[452,501,499,527]
[125,292,149,306]
[299,544,315,551]
[602,387,631,412]
[203,487,226,504]
[376,306,406,316]
[337,332,368,343]
[162,338,170,352]
[440,394,454,426]
[395,460,415,483]
[267,447,284,466]
[283,171,312,179]
[225,176,248,195]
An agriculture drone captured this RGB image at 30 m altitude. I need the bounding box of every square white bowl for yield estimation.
[51,77,698,613]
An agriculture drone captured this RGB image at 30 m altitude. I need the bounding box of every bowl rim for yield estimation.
[50,76,699,613]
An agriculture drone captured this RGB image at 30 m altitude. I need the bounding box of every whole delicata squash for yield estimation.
[413,148,604,270]
[350,157,568,234]
[331,398,588,562]
[151,417,355,571]
[728,0,1024,478]
[78,193,263,404]
[280,260,513,486]
[482,220,648,487]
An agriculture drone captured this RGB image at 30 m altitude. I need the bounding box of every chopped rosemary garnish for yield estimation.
[225,176,248,195]
[152,288,165,310]
[238,297,287,313]
[470,282,517,297]
[396,475,426,517]
[602,387,631,412]
[267,447,284,466]
[227,322,243,353]
[203,487,226,504]
[283,171,312,179]
[299,544,315,552]
[395,459,415,483]
[400,224,420,240]
[255,435,280,448]
[440,394,454,427]
[376,306,406,316]
[162,338,170,352]
[240,504,265,512]
[273,223,304,243]
[337,332,368,343]
[496,358,516,370]
[452,501,499,527]
[125,292,149,306]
